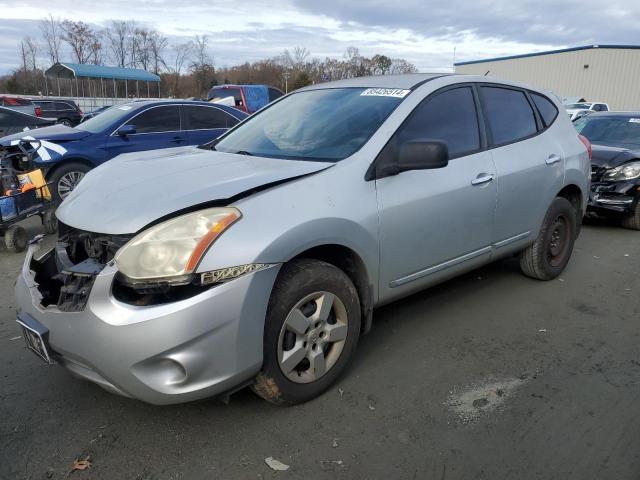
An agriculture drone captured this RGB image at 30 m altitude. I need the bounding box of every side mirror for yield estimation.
[397,139,449,172]
[117,124,136,136]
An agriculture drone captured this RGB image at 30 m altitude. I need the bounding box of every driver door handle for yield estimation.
[546,154,562,165]
[471,174,495,186]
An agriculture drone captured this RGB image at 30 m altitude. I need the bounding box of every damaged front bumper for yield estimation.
[15,238,280,405]
[587,180,639,215]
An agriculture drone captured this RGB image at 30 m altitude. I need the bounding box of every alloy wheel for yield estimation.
[57,171,85,199]
[277,291,349,384]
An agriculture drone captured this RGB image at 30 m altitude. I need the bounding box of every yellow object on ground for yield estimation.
[17,169,51,200]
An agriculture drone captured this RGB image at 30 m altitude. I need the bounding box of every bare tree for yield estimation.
[39,14,63,66]
[389,58,418,74]
[61,20,101,64]
[282,46,310,71]
[131,28,156,70]
[190,35,215,97]
[148,31,168,74]
[104,20,134,68]
[169,41,193,94]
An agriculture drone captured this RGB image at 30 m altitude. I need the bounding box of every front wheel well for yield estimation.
[45,158,95,179]
[291,244,373,333]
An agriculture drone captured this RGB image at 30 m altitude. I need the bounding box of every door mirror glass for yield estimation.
[397,139,449,172]
[117,124,136,136]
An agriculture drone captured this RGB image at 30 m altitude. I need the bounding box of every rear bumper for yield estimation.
[15,241,280,405]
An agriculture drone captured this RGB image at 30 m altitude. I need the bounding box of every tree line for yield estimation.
[1,16,418,99]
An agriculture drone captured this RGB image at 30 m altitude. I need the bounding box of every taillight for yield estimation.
[34,106,42,117]
[578,134,592,160]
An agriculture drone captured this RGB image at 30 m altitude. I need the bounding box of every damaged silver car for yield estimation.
[15,74,590,405]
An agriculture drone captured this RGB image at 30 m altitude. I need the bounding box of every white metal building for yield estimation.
[455,45,640,110]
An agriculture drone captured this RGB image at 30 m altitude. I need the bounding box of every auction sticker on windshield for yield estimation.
[360,88,411,98]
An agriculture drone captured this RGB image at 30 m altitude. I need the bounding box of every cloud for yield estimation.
[1,0,637,75]
[291,0,640,46]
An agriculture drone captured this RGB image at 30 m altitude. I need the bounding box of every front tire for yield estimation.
[621,200,640,230]
[252,259,361,405]
[520,197,577,280]
[49,162,91,200]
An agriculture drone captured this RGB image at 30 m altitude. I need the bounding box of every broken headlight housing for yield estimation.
[602,161,640,181]
[115,207,241,283]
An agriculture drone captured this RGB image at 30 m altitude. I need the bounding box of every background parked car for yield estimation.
[0,96,40,117]
[566,102,609,121]
[0,106,55,137]
[574,112,640,229]
[208,84,284,113]
[80,105,111,122]
[31,98,83,126]
[0,100,247,199]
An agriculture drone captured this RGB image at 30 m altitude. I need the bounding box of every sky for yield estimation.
[1,0,639,74]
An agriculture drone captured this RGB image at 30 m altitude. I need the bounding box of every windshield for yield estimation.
[574,115,640,148]
[566,103,590,110]
[213,88,407,161]
[76,104,136,133]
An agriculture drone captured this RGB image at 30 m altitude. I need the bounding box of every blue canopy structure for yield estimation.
[44,62,161,102]
[46,63,160,82]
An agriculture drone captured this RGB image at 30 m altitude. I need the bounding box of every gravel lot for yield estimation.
[1,217,639,479]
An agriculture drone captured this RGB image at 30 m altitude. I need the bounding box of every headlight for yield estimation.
[115,207,241,282]
[602,161,640,181]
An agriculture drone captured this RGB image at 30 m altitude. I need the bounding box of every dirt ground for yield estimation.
[1,217,639,479]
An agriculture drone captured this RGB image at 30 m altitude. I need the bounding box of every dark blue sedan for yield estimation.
[0,100,247,199]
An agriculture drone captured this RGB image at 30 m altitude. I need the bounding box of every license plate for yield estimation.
[16,314,54,364]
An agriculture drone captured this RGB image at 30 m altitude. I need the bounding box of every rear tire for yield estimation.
[5,225,27,253]
[57,118,72,127]
[252,259,361,405]
[621,201,640,230]
[520,197,577,280]
[49,162,91,200]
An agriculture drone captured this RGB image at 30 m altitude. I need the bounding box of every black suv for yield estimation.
[31,99,83,126]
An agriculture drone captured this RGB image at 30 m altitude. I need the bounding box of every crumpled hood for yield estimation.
[591,144,640,169]
[57,146,332,234]
[0,124,90,145]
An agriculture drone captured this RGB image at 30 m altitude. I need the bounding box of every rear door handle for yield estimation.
[471,174,495,186]
[546,154,561,165]
[171,136,186,144]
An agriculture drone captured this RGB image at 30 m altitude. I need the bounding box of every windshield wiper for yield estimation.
[234,150,254,156]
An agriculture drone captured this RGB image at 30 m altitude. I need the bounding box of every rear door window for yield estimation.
[392,86,481,158]
[481,86,537,145]
[126,105,181,133]
[531,93,559,128]
[183,105,237,130]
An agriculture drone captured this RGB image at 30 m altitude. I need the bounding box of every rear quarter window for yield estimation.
[481,86,537,145]
[531,93,559,128]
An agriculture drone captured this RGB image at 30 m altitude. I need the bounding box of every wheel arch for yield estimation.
[289,244,374,334]
[556,184,584,236]
[44,157,96,179]
[556,184,583,210]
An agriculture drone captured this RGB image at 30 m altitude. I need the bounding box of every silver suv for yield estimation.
[15,74,590,405]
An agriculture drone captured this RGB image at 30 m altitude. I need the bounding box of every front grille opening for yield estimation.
[31,249,64,308]
[112,276,213,307]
